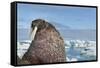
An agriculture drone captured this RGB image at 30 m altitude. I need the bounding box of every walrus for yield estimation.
[19,19,66,65]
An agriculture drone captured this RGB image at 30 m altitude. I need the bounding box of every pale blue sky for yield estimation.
[17,3,96,29]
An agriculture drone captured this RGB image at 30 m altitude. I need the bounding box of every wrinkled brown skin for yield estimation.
[17,56,31,65]
[19,19,66,65]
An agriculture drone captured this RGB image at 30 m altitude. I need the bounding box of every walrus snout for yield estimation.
[31,19,48,31]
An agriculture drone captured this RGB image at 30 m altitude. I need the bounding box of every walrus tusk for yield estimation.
[30,26,38,41]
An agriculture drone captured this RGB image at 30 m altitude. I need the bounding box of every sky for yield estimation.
[17,3,96,29]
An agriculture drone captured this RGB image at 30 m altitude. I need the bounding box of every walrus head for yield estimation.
[30,19,49,41]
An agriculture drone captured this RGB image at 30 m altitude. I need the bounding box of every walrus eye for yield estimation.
[30,26,38,41]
